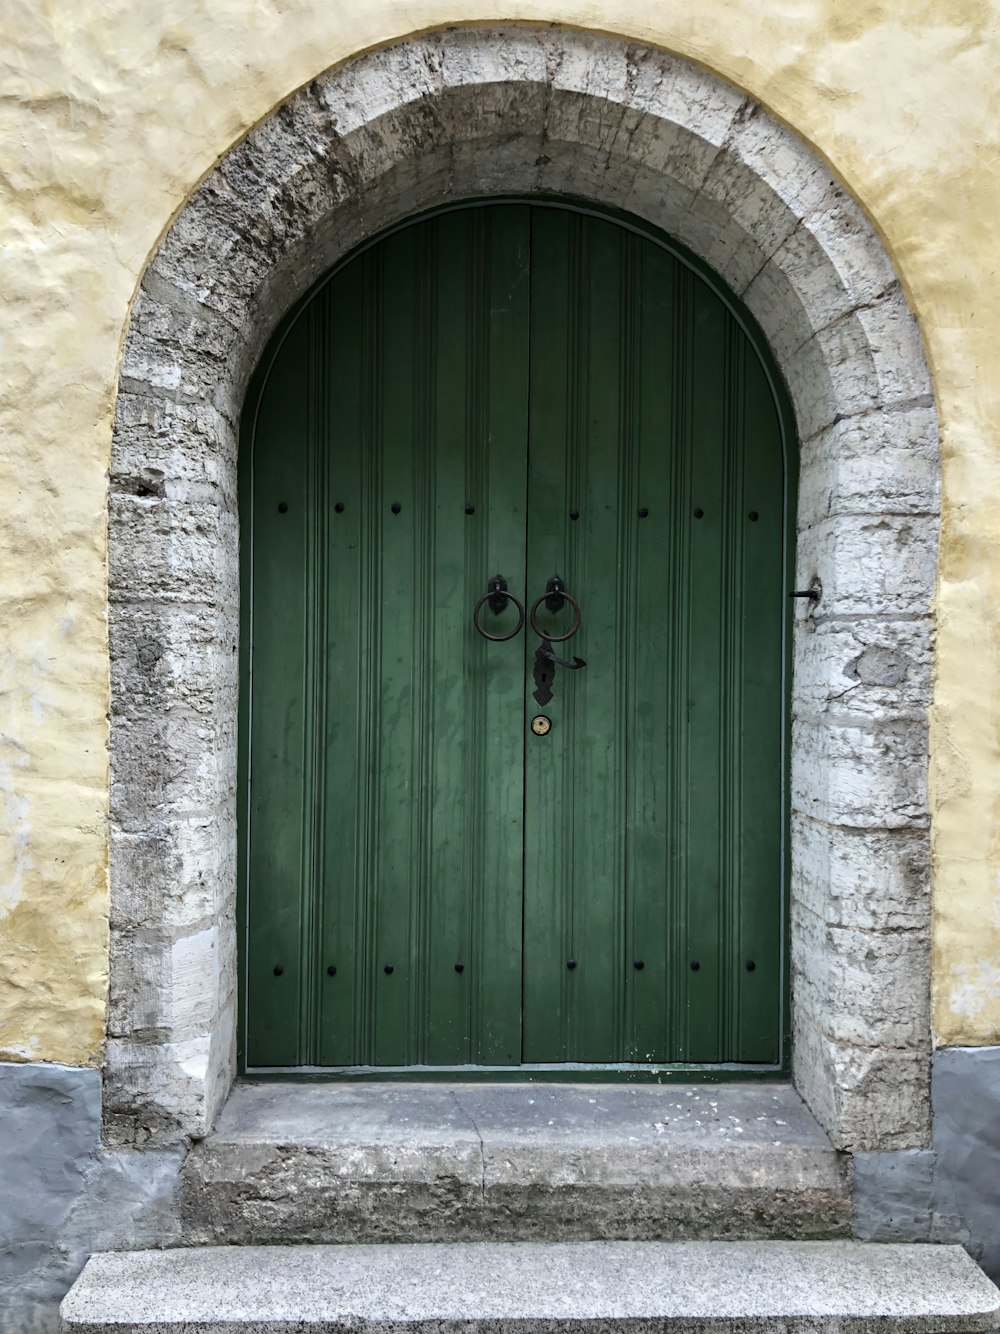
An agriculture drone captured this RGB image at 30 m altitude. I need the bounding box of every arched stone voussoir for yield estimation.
[108,24,939,1154]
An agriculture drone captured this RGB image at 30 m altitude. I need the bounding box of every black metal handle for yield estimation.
[473,575,525,642]
[529,579,582,643]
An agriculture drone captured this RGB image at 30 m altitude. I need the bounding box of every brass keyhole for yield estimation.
[531,715,552,737]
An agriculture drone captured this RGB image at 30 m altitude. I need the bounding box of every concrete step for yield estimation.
[181,1081,852,1245]
[61,1240,1000,1333]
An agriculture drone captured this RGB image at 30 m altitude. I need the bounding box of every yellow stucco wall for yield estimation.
[2,0,998,1066]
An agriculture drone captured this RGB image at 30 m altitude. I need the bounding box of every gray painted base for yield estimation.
[853,1046,1000,1280]
[61,1240,1000,1334]
[0,1063,183,1334]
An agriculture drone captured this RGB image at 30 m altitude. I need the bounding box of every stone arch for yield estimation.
[107,25,938,1149]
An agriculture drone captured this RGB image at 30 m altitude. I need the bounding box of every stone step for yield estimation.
[181,1081,852,1245]
[61,1240,1000,1334]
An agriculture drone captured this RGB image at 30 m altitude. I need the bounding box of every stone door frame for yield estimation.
[107,25,938,1150]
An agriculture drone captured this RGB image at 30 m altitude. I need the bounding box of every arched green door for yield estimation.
[241,202,792,1072]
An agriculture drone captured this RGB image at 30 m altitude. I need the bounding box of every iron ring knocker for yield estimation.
[529,590,583,643]
[473,580,526,643]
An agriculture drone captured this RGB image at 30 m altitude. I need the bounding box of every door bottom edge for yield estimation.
[241,1062,788,1083]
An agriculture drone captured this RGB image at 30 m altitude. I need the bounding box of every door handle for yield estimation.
[530,576,586,705]
[528,576,582,642]
[473,574,525,642]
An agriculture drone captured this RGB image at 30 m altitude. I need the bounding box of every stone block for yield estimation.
[742,254,817,365]
[340,100,454,190]
[446,130,545,198]
[432,26,549,92]
[316,36,440,137]
[110,600,237,718]
[698,145,801,282]
[682,194,772,298]
[216,87,359,237]
[108,921,230,1046]
[744,197,906,372]
[127,288,238,368]
[616,164,700,243]
[797,433,939,528]
[786,318,880,439]
[112,393,239,508]
[792,618,933,721]
[792,900,930,1048]
[671,192,769,298]
[109,811,237,934]
[148,190,274,327]
[108,494,238,606]
[793,1020,931,1150]
[791,715,927,829]
[799,194,897,313]
[727,111,842,224]
[429,80,549,147]
[635,48,747,150]
[857,285,934,406]
[794,513,937,617]
[110,703,236,833]
[182,1081,850,1247]
[104,1027,227,1145]
[791,816,930,932]
[548,28,632,104]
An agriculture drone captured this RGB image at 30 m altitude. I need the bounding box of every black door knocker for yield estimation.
[529,576,586,705]
[472,574,526,642]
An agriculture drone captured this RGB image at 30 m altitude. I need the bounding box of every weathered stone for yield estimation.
[112,393,239,508]
[727,110,843,224]
[742,254,818,365]
[792,619,932,722]
[696,147,801,290]
[792,902,929,1049]
[110,706,236,834]
[786,319,881,439]
[792,1023,931,1151]
[108,921,233,1046]
[791,817,930,932]
[109,812,237,934]
[791,716,928,829]
[182,1082,851,1246]
[104,1013,233,1146]
[61,1240,1000,1334]
[794,514,937,618]
[857,285,934,406]
[108,494,238,606]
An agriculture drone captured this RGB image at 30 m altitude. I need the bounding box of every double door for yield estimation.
[243,202,789,1070]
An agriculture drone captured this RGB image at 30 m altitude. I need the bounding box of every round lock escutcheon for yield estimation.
[531,715,552,737]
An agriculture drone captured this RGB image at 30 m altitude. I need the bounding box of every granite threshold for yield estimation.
[62,1239,1000,1334]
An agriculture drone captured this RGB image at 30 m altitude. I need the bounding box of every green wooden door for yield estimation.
[242,202,791,1072]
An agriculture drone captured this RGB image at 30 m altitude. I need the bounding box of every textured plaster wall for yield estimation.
[1,1,999,1062]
